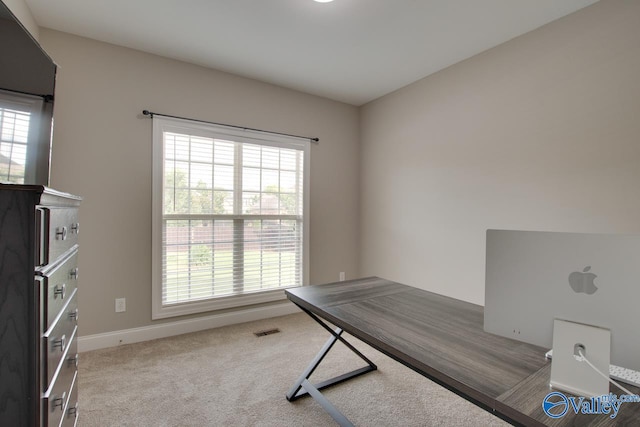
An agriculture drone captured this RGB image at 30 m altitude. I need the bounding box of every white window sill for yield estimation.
[151,287,294,320]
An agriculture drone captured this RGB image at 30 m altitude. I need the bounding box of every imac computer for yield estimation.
[484,229,640,391]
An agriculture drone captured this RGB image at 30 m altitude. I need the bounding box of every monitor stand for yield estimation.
[550,318,611,397]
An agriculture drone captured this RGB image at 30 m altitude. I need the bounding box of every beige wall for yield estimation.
[360,0,640,305]
[29,0,640,336]
[40,29,360,336]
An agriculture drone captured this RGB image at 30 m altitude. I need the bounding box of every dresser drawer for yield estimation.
[49,329,79,400]
[36,207,80,267]
[42,353,76,427]
[61,372,78,427]
[41,251,79,330]
[43,290,78,390]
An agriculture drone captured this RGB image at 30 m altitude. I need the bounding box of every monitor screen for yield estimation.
[484,229,640,373]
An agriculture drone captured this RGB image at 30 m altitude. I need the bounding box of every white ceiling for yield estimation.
[25,0,598,106]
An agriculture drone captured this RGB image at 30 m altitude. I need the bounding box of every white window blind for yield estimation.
[0,104,31,183]
[152,116,310,319]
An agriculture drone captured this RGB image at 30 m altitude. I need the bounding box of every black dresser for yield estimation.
[0,184,81,426]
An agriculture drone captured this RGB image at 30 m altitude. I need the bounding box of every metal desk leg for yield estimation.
[301,379,355,427]
[286,304,377,426]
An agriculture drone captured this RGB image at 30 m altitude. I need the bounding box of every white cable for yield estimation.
[577,348,637,397]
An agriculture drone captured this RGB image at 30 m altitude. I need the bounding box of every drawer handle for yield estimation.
[55,226,68,240]
[53,334,66,352]
[69,308,79,322]
[54,283,66,299]
[67,401,78,417]
[70,267,79,280]
[52,391,67,411]
[71,222,80,234]
[68,353,79,368]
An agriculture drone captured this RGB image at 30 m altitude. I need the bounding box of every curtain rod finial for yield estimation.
[142,109,152,116]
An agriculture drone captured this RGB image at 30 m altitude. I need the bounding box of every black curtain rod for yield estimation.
[0,87,54,102]
[142,110,319,143]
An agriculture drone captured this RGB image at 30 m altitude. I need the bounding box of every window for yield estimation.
[152,116,310,319]
[0,91,41,184]
[0,105,30,183]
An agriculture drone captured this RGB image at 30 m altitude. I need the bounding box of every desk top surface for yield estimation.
[286,277,640,426]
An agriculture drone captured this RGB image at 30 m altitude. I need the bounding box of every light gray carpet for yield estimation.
[78,313,510,426]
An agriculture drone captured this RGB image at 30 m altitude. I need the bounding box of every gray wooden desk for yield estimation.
[285,277,640,426]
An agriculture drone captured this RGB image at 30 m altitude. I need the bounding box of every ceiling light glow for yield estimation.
[314,0,334,3]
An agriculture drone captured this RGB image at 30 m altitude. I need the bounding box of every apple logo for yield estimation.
[568,266,598,295]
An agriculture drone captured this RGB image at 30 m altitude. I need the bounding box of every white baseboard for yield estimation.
[78,301,300,352]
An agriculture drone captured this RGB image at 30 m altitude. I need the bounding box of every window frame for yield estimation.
[151,116,310,319]
[0,90,45,184]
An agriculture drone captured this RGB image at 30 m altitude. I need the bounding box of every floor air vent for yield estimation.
[254,328,281,337]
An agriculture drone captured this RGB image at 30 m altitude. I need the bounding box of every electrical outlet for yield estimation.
[339,272,345,281]
[115,298,126,313]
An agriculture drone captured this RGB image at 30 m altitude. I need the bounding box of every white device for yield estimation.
[610,366,640,388]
